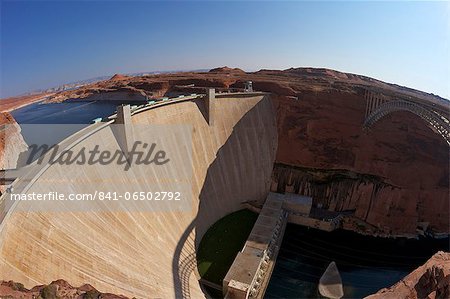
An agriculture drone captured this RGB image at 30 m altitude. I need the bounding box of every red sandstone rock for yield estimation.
[366,251,450,299]
[0,279,129,298]
[0,92,53,112]
[0,112,28,182]
[208,66,246,75]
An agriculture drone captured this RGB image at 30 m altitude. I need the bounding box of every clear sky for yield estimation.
[1,1,449,99]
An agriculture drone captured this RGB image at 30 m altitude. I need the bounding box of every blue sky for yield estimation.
[1,1,449,98]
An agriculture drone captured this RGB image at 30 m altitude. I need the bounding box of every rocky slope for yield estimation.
[0,112,28,188]
[366,251,450,299]
[0,279,128,299]
[39,67,448,106]
[0,93,53,113]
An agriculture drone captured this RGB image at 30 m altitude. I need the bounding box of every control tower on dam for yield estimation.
[0,92,278,298]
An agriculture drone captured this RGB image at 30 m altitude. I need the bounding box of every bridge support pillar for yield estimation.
[205,88,215,126]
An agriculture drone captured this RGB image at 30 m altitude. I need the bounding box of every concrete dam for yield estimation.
[0,92,278,298]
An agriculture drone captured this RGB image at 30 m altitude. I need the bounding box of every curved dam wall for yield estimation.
[0,94,278,298]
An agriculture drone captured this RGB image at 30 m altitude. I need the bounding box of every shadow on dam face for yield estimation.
[172,96,278,298]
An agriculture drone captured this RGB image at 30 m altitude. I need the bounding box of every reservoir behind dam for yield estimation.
[11,100,121,125]
[11,100,140,146]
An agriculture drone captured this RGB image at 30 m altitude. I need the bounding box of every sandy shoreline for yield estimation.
[0,92,54,113]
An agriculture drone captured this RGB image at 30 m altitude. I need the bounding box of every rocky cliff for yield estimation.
[0,279,127,298]
[0,112,28,193]
[366,251,450,299]
[272,90,448,237]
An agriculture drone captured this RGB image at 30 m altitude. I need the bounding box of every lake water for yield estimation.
[264,224,449,299]
[11,101,121,124]
[11,100,140,146]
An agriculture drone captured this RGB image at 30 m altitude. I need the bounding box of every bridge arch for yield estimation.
[363,100,450,145]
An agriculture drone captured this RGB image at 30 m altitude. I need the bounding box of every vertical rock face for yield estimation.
[0,112,28,192]
[366,251,450,299]
[273,90,449,236]
[272,165,391,217]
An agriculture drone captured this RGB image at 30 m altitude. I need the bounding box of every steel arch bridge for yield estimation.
[363,93,450,146]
